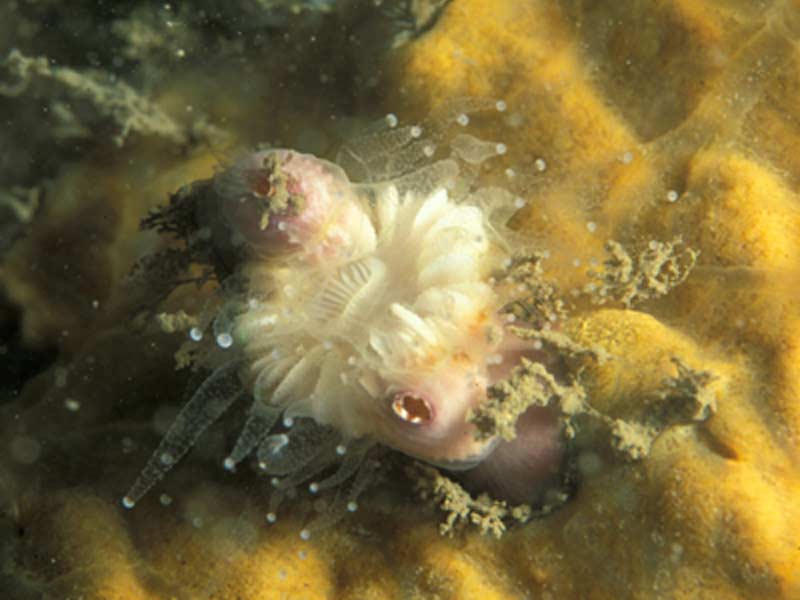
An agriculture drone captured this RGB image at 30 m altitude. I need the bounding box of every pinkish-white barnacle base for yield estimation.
[124,101,566,531]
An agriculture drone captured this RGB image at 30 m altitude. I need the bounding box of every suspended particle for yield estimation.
[121,496,136,509]
[495,143,507,155]
[159,493,173,506]
[385,113,398,128]
[586,221,597,233]
[309,482,320,493]
[346,501,358,512]
[189,327,203,342]
[534,158,547,172]
[266,434,290,455]
[423,144,436,157]
[335,444,347,456]
[410,125,423,138]
[216,332,233,348]
[456,113,469,126]
[64,398,81,412]
[299,529,312,541]
[514,197,526,209]
[495,100,507,112]
[666,190,679,203]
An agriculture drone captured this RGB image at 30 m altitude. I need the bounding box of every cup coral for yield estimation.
[122,102,568,529]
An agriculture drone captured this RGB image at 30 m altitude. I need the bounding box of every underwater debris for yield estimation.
[469,357,587,442]
[0,49,189,146]
[410,463,531,538]
[587,237,699,307]
[597,355,719,461]
[0,186,40,253]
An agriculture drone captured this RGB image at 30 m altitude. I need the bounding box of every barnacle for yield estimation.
[123,100,556,530]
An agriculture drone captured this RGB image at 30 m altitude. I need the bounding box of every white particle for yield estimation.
[91,299,100,309]
[385,113,398,127]
[505,168,516,179]
[159,452,175,466]
[621,151,633,164]
[64,398,81,412]
[495,99,507,112]
[347,356,357,366]
[159,494,173,506]
[277,221,288,231]
[335,444,347,456]
[223,457,236,471]
[176,48,186,58]
[309,482,320,493]
[192,517,203,528]
[586,221,597,233]
[495,143,507,155]
[299,529,312,541]
[514,197,526,209]
[216,333,233,349]
[456,113,469,126]
[266,512,277,523]
[533,339,543,350]
[189,327,203,342]
[534,158,547,172]
[267,435,290,456]
[666,190,679,203]
[423,144,435,157]
[572,258,582,267]
[298,550,308,560]
[283,416,294,428]
[121,496,136,509]
[410,125,423,138]
[271,477,281,487]
[346,501,358,512]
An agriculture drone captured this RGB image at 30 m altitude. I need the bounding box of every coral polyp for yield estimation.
[124,103,564,527]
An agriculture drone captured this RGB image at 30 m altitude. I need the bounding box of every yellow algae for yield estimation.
[19,493,159,600]
[676,151,800,270]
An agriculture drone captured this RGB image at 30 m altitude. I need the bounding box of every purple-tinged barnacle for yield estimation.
[209,149,376,265]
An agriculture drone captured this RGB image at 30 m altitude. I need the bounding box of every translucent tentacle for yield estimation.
[256,418,337,476]
[223,400,283,471]
[312,438,373,492]
[123,359,245,508]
